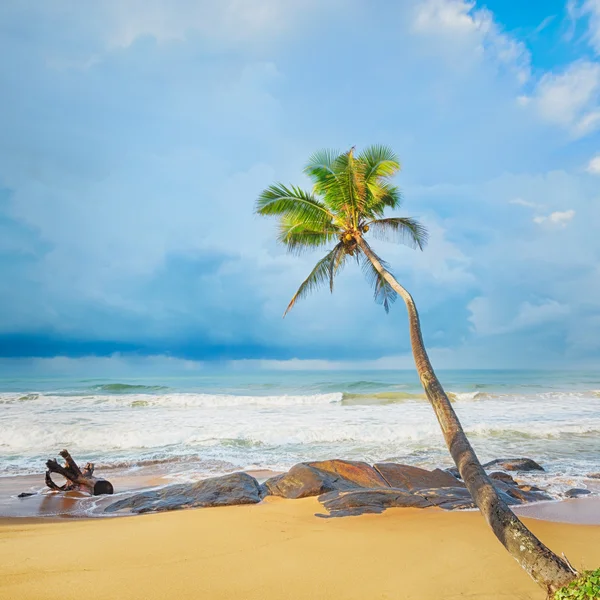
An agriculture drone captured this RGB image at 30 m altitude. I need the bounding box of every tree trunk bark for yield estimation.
[357,237,577,595]
[46,449,114,496]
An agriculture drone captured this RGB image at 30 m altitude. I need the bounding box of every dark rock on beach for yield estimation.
[445,467,461,480]
[483,458,545,472]
[565,488,592,498]
[263,460,388,499]
[587,473,600,479]
[374,463,465,490]
[317,488,432,517]
[413,487,477,510]
[488,471,517,485]
[492,480,552,503]
[105,472,261,514]
[101,457,558,518]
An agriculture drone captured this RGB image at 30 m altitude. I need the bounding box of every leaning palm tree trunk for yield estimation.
[358,238,577,595]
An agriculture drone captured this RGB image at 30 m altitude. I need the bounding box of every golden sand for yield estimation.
[1,497,598,600]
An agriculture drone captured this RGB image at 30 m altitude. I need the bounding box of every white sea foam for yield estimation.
[1,384,599,487]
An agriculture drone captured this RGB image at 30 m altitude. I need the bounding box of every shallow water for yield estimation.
[0,370,598,511]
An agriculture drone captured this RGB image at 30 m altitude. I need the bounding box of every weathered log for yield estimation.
[45,449,114,495]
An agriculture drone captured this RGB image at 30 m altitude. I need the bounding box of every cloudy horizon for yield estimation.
[2,0,600,373]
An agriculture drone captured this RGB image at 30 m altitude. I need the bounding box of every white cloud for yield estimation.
[509,197,539,208]
[521,61,600,137]
[102,0,326,48]
[533,209,575,226]
[586,154,600,173]
[582,0,600,54]
[511,300,570,329]
[412,0,530,82]
[468,297,570,336]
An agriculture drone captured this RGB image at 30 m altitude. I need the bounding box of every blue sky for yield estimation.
[1,0,600,373]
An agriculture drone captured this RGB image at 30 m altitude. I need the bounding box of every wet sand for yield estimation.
[515,496,600,525]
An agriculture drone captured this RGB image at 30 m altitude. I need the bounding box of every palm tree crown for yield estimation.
[256,145,429,315]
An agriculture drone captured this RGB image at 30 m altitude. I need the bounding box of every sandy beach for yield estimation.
[1,497,598,600]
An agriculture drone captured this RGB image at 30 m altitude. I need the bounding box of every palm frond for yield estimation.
[364,183,402,217]
[304,149,341,191]
[366,217,429,250]
[359,245,398,313]
[277,215,341,256]
[329,148,366,224]
[304,149,355,221]
[359,145,400,181]
[284,242,346,316]
[256,184,334,226]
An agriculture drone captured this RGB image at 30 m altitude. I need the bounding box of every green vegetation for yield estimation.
[256,145,428,315]
[554,569,600,600]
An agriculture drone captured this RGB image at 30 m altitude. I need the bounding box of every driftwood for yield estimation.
[45,449,114,495]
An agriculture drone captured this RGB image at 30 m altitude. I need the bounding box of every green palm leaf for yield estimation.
[359,245,398,313]
[283,243,347,316]
[255,145,428,314]
[359,145,400,181]
[278,215,340,256]
[256,184,334,226]
[366,217,429,250]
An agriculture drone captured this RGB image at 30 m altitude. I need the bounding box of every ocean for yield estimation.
[1,369,599,499]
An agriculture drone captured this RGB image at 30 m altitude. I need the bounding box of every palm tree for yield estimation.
[256,146,577,595]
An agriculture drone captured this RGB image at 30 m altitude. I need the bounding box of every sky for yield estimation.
[1,0,600,374]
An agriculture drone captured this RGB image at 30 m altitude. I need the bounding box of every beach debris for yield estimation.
[104,471,261,514]
[45,449,114,496]
[17,492,36,498]
[482,458,545,472]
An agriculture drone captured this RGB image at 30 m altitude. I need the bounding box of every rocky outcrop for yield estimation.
[262,460,387,499]
[483,458,545,472]
[374,463,465,490]
[101,457,563,518]
[413,487,477,510]
[492,480,552,503]
[317,488,433,517]
[565,488,591,498]
[309,460,389,488]
[489,471,517,485]
[105,472,261,514]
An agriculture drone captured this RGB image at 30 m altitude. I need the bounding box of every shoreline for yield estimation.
[2,465,599,523]
[1,496,598,600]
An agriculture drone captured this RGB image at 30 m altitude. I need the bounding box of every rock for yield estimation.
[517,484,544,492]
[17,492,36,498]
[263,460,388,499]
[374,463,465,490]
[105,472,261,514]
[565,488,591,498]
[317,488,432,518]
[489,471,517,485]
[308,460,389,489]
[445,467,461,480]
[492,481,552,503]
[587,473,600,479]
[413,487,476,510]
[483,458,545,472]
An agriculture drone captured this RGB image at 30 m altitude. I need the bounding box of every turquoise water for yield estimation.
[1,370,598,495]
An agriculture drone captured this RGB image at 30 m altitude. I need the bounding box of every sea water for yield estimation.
[1,370,599,497]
